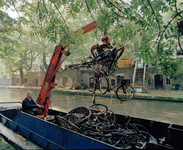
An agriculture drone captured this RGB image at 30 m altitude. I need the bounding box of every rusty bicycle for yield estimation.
[92,46,135,102]
[93,70,134,102]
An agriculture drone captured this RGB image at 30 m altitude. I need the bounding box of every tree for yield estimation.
[1,0,183,80]
[0,0,28,58]
[30,36,55,71]
[0,1,55,84]
[0,34,42,85]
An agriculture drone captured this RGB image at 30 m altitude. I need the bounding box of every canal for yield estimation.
[0,135,15,149]
[0,87,183,125]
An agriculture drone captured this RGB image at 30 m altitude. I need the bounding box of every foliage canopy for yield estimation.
[1,0,183,80]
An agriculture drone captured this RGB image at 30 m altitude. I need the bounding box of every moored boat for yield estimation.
[0,102,182,149]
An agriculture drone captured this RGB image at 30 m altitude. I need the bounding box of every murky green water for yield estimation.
[0,135,15,150]
[0,88,183,125]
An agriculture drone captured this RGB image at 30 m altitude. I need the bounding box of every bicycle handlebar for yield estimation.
[94,44,126,61]
[115,44,126,53]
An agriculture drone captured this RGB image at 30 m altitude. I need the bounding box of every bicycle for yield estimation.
[94,72,134,102]
[92,45,135,102]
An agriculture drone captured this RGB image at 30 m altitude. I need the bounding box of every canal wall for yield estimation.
[1,86,183,103]
[4,67,183,91]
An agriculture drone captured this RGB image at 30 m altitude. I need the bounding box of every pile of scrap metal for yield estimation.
[53,104,157,149]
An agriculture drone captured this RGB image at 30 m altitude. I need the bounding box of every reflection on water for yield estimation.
[0,88,183,125]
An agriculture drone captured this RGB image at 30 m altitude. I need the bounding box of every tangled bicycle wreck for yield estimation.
[64,43,135,103]
[54,105,158,149]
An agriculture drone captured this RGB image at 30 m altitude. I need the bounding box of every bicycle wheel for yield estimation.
[89,103,108,115]
[116,84,134,101]
[57,116,82,133]
[68,106,91,124]
[98,75,108,94]
[96,110,116,125]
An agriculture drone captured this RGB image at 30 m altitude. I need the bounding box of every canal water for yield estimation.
[0,135,15,149]
[0,88,183,125]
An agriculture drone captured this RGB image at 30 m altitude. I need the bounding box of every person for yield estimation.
[22,91,44,115]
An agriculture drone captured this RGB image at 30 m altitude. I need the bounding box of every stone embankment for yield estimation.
[1,86,183,102]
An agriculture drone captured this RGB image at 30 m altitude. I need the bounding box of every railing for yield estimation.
[132,61,137,86]
[143,63,146,86]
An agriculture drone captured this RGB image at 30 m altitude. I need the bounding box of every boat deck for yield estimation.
[0,123,42,149]
[0,102,22,110]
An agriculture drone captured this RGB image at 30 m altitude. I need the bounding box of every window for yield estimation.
[24,78,28,83]
[166,78,170,85]
[59,77,72,87]
[63,77,68,86]
[16,78,20,83]
[111,79,115,86]
[89,77,94,88]
[126,79,130,85]
[117,76,124,84]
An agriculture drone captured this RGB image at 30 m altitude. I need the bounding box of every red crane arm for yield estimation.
[36,22,98,118]
[74,22,98,35]
[36,46,70,117]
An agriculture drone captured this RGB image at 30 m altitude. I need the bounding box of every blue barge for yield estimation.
[0,107,118,149]
[0,103,183,149]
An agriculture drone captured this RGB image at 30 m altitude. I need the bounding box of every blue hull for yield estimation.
[0,106,183,149]
[0,109,118,149]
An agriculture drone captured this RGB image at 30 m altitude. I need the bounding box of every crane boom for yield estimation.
[36,22,98,118]
[74,22,98,35]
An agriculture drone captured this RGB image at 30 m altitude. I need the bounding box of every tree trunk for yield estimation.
[19,67,24,86]
[43,52,48,71]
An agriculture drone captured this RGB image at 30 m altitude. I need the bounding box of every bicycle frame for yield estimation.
[92,45,128,94]
[100,72,127,93]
